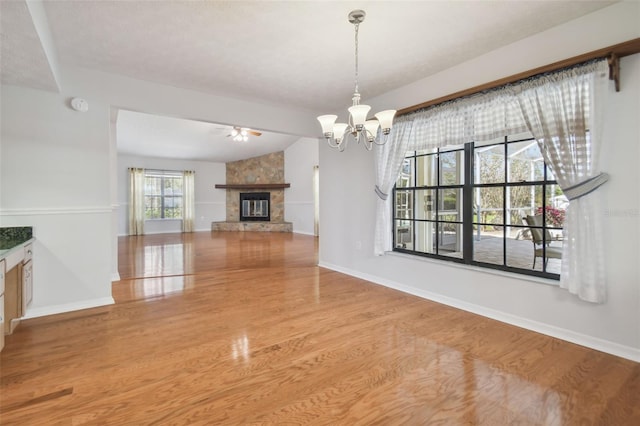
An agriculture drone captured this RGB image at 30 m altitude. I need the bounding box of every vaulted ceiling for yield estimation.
[0,1,616,161]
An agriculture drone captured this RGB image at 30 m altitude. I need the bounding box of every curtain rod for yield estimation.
[397,38,640,117]
[131,168,194,174]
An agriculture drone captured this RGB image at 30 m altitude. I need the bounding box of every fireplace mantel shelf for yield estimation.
[215,183,290,190]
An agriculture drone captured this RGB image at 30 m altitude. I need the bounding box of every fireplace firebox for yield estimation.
[239,192,270,222]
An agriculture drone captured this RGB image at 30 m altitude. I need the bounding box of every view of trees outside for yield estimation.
[474,140,565,236]
[145,174,184,219]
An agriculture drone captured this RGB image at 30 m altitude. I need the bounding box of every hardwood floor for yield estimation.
[1,231,639,425]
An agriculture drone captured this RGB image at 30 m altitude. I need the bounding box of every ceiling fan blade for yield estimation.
[248,130,262,137]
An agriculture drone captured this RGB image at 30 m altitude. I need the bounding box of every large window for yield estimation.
[145,170,184,219]
[393,134,565,279]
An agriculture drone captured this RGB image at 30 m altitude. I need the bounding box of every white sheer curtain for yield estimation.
[374,119,413,255]
[516,60,609,303]
[128,167,145,235]
[407,90,528,150]
[182,170,195,233]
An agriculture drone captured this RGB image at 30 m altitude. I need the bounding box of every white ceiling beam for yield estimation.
[25,0,62,92]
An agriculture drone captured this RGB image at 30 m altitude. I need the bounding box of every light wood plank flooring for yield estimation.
[1,231,639,425]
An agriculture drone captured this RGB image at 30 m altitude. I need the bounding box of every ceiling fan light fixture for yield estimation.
[227,126,262,142]
[316,10,396,151]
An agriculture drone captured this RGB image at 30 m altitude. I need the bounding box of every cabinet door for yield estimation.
[3,265,21,335]
[23,260,33,311]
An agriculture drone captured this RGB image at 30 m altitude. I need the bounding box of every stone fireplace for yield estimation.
[211,151,292,232]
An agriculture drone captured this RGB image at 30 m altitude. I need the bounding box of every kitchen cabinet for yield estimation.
[1,241,34,338]
[0,227,34,348]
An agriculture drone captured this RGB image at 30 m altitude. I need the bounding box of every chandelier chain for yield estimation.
[354,22,359,95]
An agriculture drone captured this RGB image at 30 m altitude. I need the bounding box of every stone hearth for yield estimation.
[211,151,292,233]
[210,221,292,232]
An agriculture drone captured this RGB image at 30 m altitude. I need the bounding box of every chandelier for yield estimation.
[317,10,396,151]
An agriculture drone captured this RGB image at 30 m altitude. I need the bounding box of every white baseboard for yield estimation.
[318,261,640,363]
[293,230,316,236]
[22,297,115,320]
[111,272,121,282]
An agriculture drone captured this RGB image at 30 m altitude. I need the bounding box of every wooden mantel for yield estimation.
[215,183,290,190]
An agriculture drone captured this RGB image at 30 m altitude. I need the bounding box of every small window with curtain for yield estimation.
[144,170,184,219]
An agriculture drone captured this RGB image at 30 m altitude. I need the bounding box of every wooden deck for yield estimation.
[1,231,638,424]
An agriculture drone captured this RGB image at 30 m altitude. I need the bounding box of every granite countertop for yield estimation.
[0,227,33,260]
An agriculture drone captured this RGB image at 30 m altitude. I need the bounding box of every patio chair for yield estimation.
[523,214,563,269]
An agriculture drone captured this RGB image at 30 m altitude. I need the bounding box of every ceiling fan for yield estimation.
[228,126,262,142]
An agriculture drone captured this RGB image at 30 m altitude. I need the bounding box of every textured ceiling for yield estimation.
[0,0,616,161]
[16,0,616,111]
[0,1,59,92]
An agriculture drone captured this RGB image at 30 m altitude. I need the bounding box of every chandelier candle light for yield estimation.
[317,10,396,151]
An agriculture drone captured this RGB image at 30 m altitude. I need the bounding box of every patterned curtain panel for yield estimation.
[373,120,413,255]
[516,59,609,303]
[128,167,145,235]
[182,170,195,233]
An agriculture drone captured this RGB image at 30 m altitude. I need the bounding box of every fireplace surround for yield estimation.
[211,151,293,232]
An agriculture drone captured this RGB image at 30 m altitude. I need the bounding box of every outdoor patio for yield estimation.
[444,234,562,275]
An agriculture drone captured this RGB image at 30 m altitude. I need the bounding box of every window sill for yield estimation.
[385,251,560,288]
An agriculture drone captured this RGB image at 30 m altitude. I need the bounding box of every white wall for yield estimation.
[284,137,320,235]
[319,2,640,361]
[1,85,114,316]
[117,155,226,235]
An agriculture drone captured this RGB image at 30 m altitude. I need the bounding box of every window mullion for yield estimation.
[503,137,508,267]
[462,142,474,263]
